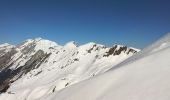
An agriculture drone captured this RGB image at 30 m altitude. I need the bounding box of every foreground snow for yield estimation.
[34,33,170,100]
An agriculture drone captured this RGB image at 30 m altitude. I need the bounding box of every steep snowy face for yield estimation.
[0,38,61,94]
[17,38,60,54]
[5,38,61,71]
[0,43,16,72]
[40,33,170,100]
[0,43,14,57]
[0,38,139,100]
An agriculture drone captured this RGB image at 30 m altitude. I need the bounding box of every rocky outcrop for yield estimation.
[104,45,137,57]
[20,50,51,75]
[0,50,51,93]
[0,49,17,70]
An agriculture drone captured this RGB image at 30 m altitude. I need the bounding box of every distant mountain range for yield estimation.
[0,38,139,100]
[2,33,170,100]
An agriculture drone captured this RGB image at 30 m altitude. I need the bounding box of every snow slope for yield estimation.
[33,33,170,100]
[0,38,138,100]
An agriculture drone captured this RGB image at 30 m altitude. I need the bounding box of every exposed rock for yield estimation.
[104,45,137,57]
[0,49,17,70]
[87,44,97,53]
[127,48,137,54]
[103,45,117,57]
[0,50,51,93]
[20,50,51,75]
[114,46,127,55]
[21,43,36,54]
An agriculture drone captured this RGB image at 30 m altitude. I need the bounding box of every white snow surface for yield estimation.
[0,38,138,100]
[33,33,170,100]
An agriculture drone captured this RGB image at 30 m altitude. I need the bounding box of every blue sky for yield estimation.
[0,0,169,48]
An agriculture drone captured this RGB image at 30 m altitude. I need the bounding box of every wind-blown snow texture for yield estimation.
[35,33,170,100]
[0,38,138,100]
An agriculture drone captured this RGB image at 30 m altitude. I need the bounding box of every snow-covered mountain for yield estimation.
[0,38,139,100]
[32,33,170,100]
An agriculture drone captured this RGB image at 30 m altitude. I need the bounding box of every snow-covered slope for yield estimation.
[0,43,14,57]
[35,33,170,100]
[0,38,138,100]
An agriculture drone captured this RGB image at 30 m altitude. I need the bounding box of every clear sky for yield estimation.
[0,0,169,48]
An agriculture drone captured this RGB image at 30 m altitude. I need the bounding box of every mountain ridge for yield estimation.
[0,38,139,100]
[38,33,170,100]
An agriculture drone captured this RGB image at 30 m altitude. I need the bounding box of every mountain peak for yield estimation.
[0,43,13,47]
[34,37,42,41]
[64,41,78,48]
